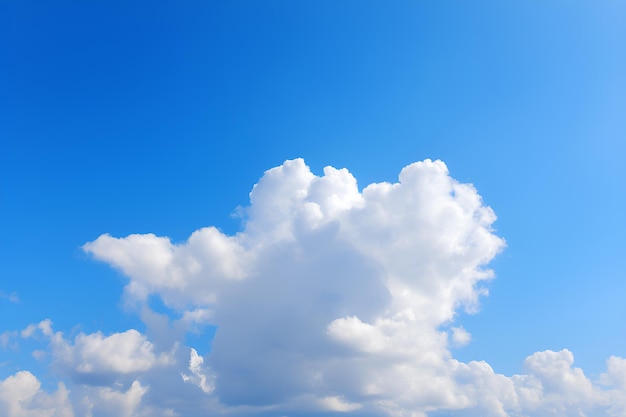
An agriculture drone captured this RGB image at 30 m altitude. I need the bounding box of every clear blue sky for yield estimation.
[1,1,624,416]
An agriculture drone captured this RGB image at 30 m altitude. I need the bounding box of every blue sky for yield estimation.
[1,1,625,416]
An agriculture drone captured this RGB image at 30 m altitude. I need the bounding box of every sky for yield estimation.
[1,1,625,416]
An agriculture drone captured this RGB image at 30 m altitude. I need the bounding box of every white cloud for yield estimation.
[181,348,214,393]
[0,330,17,349]
[83,227,248,310]
[23,320,174,381]
[601,356,626,390]
[507,349,618,417]
[81,380,148,417]
[451,326,472,346]
[0,291,19,304]
[318,395,363,412]
[601,356,626,416]
[0,370,180,417]
[73,158,626,416]
[0,371,73,417]
[22,319,53,339]
[57,329,173,376]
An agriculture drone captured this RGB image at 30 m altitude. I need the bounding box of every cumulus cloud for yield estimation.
[83,158,506,413]
[0,371,180,417]
[82,228,248,310]
[4,321,180,417]
[55,329,173,376]
[11,158,623,416]
[79,380,157,417]
[0,371,73,417]
[22,320,174,384]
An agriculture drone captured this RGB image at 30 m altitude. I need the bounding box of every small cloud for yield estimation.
[21,324,37,339]
[181,348,214,393]
[21,319,53,338]
[32,350,48,360]
[318,396,362,412]
[451,326,472,346]
[0,291,19,304]
[0,331,17,349]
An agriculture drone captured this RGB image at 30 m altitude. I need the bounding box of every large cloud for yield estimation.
[4,159,624,416]
[84,159,504,410]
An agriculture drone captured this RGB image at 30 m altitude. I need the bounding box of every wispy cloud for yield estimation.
[0,291,19,304]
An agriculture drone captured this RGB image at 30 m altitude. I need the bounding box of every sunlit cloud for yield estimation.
[2,159,624,416]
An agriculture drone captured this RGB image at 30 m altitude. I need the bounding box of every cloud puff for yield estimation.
[53,329,173,376]
[21,319,53,338]
[22,320,174,384]
[0,371,72,417]
[0,291,19,304]
[13,158,621,416]
[82,228,248,310]
[0,330,17,349]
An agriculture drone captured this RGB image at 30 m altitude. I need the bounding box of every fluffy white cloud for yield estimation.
[602,356,626,390]
[83,228,248,310]
[601,356,626,416]
[451,326,472,346]
[55,329,173,376]
[83,159,505,413]
[0,371,182,417]
[0,371,73,417]
[21,320,174,383]
[62,158,625,416]
[78,380,179,417]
